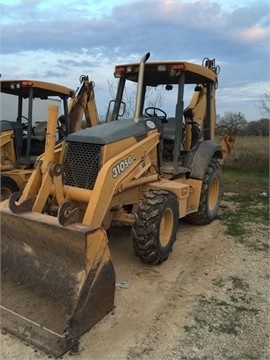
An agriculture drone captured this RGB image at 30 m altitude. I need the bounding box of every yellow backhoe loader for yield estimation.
[0,53,237,357]
[0,75,99,200]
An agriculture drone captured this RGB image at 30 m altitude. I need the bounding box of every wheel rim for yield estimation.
[208,175,219,211]
[1,187,12,202]
[159,207,174,247]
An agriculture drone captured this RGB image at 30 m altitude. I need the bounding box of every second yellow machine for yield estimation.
[0,75,99,200]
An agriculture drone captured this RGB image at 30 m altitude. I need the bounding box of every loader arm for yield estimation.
[9,104,64,212]
[82,130,160,227]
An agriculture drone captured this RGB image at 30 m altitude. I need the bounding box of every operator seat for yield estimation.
[32,121,47,141]
[163,117,176,140]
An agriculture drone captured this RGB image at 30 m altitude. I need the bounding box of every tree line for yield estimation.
[216,91,269,136]
[216,112,269,136]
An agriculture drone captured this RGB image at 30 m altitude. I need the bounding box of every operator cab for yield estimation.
[109,58,219,174]
[0,80,74,166]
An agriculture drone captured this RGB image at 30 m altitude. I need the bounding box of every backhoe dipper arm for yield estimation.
[218,129,238,164]
[68,76,99,132]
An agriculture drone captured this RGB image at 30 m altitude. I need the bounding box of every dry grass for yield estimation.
[222,136,269,173]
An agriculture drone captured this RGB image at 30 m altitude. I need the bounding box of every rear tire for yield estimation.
[1,176,19,201]
[186,159,223,225]
[132,189,179,264]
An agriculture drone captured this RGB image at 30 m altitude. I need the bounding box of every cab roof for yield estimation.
[114,61,217,86]
[0,80,75,99]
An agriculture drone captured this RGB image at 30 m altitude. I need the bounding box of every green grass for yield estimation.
[184,291,260,336]
[223,169,269,194]
[221,169,269,249]
[209,136,268,241]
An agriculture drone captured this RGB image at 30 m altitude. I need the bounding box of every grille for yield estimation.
[63,142,102,190]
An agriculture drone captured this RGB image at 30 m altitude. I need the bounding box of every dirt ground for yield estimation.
[1,200,269,360]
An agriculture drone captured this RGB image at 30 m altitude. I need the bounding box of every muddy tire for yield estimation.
[186,159,223,225]
[1,176,19,201]
[132,189,179,264]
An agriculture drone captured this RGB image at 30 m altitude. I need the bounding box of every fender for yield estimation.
[190,140,223,180]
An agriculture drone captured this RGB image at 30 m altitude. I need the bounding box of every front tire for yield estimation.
[186,159,223,225]
[1,176,19,201]
[132,190,179,264]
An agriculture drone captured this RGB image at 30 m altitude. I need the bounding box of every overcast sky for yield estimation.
[1,0,269,121]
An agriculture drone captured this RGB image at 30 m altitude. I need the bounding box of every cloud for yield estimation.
[237,26,268,42]
[2,0,268,58]
[1,0,269,120]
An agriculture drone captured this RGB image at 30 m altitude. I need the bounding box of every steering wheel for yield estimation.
[145,107,167,122]
[18,115,29,131]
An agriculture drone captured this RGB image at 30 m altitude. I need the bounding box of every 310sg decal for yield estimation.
[112,156,133,178]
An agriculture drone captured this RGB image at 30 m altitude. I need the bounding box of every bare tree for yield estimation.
[107,80,164,120]
[258,91,270,116]
[217,111,247,133]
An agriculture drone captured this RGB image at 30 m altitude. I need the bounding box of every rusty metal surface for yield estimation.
[0,209,115,357]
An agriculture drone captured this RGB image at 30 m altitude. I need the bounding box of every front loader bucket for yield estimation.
[0,207,115,357]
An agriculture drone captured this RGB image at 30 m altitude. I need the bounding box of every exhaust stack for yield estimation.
[134,52,150,122]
